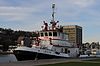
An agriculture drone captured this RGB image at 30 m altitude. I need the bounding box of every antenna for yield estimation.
[52,3,55,22]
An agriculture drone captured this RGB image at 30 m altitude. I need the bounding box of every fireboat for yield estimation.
[13,4,80,61]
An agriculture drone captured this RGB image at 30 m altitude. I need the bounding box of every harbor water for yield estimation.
[0,54,17,63]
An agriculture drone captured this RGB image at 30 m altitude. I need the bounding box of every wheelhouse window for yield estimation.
[53,32,57,36]
[45,32,48,36]
[49,32,52,36]
[41,33,44,36]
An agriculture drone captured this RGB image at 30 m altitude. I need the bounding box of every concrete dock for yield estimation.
[1,58,100,66]
[0,59,69,66]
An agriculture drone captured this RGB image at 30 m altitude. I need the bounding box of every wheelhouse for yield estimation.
[39,31,69,40]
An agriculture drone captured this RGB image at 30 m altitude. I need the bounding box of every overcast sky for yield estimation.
[0,0,100,43]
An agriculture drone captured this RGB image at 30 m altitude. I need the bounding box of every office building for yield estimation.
[63,25,82,47]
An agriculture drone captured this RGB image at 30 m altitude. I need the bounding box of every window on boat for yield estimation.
[65,48,68,53]
[53,32,57,36]
[45,32,48,36]
[49,32,52,36]
[68,50,70,53]
[58,32,60,36]
[41,33,44,36]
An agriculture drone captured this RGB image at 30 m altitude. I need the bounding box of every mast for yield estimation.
[52,3,55,22]
[50,4,59,30]
[42,4,59,31]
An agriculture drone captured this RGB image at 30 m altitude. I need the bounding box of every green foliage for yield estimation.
[0,28,32,51]
[32,33,38,37]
